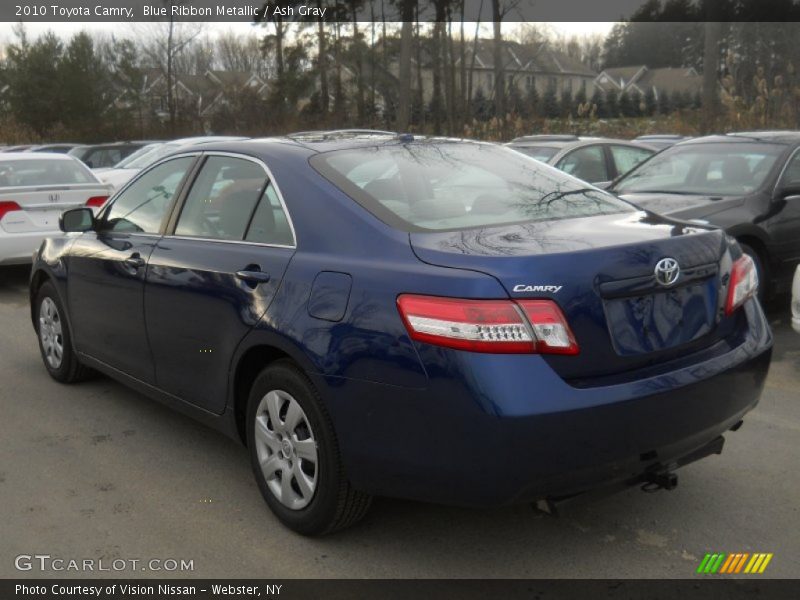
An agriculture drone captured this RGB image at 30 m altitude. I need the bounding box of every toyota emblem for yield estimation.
[654,257,680,287]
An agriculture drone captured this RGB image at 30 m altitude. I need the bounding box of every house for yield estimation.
[457,40,597,100]
[594,65,702,100]
[139,67,270,128]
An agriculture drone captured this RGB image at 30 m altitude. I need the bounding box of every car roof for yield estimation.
[677,132,800,146]
[507,136,649,149]
[0,152,77,161]
[178,133,500,160]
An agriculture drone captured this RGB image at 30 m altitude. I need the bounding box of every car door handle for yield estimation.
[124,254,145,269]
[236,270,271,284]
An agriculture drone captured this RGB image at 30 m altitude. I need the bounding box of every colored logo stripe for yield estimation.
[698,552,773,574]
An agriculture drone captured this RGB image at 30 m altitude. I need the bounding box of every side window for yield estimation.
[175,156,267,241]
[610,145,653,176]
[780,151,800,188]
[101,157,194,234]
[557,146,609,183]
[245,182,295,246]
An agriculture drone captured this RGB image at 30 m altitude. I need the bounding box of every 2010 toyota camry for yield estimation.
[29,132,772,535]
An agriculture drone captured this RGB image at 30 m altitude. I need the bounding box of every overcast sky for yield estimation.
[0,21,615,47]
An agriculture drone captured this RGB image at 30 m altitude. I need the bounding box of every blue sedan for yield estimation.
[29,132,772,535]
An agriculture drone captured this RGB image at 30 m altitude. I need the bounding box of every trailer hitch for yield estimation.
[641,471,678,493]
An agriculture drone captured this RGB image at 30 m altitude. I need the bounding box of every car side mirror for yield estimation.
[60,207,95,232]
[777,182,800,199]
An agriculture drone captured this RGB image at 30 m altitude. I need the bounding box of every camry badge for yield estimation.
[654,257,680,287]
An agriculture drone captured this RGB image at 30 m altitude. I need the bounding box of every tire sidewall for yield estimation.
[246,362,342,535]
[35,282,75,381]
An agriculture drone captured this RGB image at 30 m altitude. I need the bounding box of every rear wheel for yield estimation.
[246,360,371,535]
[35,281,93,383]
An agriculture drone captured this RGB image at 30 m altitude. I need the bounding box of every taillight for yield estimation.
[725,254,759,316]
[85,196,109,208]
[0,201,22,221]
[396,294,579,355]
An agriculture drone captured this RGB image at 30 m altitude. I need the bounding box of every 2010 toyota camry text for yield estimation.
[29,133,773,535]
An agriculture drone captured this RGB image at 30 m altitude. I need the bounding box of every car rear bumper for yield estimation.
[0,231,58,265]
[318,298,773,507]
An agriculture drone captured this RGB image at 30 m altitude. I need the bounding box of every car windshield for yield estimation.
[614,142,784,195]
[0,158,96,187]
[311,142,634,232]
[114,143,169,169]
[509,145,559,162]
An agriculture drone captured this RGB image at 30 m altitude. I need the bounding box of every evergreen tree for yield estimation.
[472,86,490,121]
[657,89,672,114]
[605,89,620,118]
[629,90,643,117]
[644,88,657,116]
[671,89,686,110]
[542,85,559,118]
[560,89,574,118]
[5,30,64,136]
[619,91,633,117]
[525,84,540,118]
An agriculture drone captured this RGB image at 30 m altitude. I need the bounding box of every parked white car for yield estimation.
[0,153,111,265]
[792,265,800,333]
[95,136,248,192]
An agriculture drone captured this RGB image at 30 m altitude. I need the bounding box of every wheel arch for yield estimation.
[229,335,319,447]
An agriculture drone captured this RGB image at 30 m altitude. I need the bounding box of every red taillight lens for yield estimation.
[396,294,579,355]
[516,299,580,355]
[0,201,22,220]
[85,196,109,208]
[725,254,759,316]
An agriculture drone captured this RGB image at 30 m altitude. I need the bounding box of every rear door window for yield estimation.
[556,146,609,182]
[175,156,267,241]
[609,145,654,176]
[245,182,295,246]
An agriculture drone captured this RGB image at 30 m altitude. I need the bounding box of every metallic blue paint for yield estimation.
[30,138,773,507]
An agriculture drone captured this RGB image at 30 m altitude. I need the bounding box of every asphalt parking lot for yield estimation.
[1,264,798,579]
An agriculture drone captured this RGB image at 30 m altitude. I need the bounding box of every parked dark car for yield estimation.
[633,134,693,149]
[69,141,156,169]
[610,132,800,297]
[30,133,771,535]
[506,135,656,183]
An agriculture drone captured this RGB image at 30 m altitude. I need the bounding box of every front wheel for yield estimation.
[246,360,371,535]
[35,282,93,383]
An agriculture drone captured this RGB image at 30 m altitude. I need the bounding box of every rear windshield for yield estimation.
[614,142,784,195]
[311,142,633,232]
[0,158,96,187]
[121,143,180,169]
[508,145,559,162]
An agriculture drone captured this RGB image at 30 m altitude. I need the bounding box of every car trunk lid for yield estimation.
[0,184,110,233]
[409,211,737,381]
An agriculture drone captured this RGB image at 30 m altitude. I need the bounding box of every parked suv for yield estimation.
[30,133,772,535]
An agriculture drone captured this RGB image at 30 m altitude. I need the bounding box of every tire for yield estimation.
[246,359,371,535]
[35,281,93,383]
[739,243,768,302]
